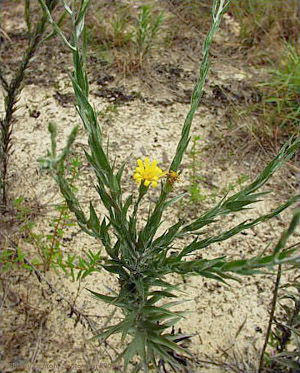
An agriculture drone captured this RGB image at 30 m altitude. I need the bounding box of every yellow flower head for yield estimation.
[167,171,180,184]
[134,157,166,188]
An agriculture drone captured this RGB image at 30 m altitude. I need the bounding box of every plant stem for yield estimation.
[46,205,66,271]
[258,264,282,373]
[191,137,197,183]
[0,65,9,92]
[0,8,51,209]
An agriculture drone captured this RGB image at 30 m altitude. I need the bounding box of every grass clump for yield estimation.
[259,43,300,138]
[230,0,299,59]
[87,3,165,73]
[233,43,300,143]
[132,5,164,68]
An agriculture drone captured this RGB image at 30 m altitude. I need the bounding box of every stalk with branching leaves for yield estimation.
[0,0,63,210]
[39,0,300,370]
[132,5,164,67]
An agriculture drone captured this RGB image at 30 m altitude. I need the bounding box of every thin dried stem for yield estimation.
[258,264,282,373]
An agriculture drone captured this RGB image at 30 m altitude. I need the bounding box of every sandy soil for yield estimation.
[1,2,298,373]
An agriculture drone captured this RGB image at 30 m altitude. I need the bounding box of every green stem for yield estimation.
[46,205,66,272]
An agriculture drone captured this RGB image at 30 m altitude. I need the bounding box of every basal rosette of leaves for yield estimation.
[38,0,300,371]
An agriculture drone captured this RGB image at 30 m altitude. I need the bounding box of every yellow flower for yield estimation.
[134,157,166,188]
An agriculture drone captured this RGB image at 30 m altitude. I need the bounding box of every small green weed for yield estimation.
[87,3,132,50]
[1,152,103,281]
[8,156,80,272]
[227,44,299,144]
[110,12,132,48]
[132,5,164,67]
[88,3,164,72]
[36,156,80,272]
[0,247,32,273]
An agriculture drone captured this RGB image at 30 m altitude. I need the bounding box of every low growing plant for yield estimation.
[110,12,132,48]
[230,0,299,51]
[87,3,164,72]
[132,5,164,67]
[0,148,102,280]
[32,152,81,272]
[39,0,300,370]
[259,43,300,137]
[37,127,103,279]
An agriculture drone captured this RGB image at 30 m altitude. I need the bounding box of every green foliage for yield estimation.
[39,0,300,370]
[230,0,299,50]
[11,156,79,272]
[0,246,32,273]
[132,5,164,66]
[2,149,101,280]
[260,43,300,135]
[240,43,300,141]
[87,3,164,71]
[25,0,32,35]
[110,12,132,48]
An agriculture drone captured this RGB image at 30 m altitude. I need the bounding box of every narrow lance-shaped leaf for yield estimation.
[169,0,229,173]
[87,288,130,310]
[38,0,75,51]
[176,195,299,259]
[152,220,183,252]
[115,332,146,372]
[99,217,111,248]
[25,0,31,35]
[87,202,101,236]
[273,208,300,255]
[169,210,300,279]
[180,137,300,236]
